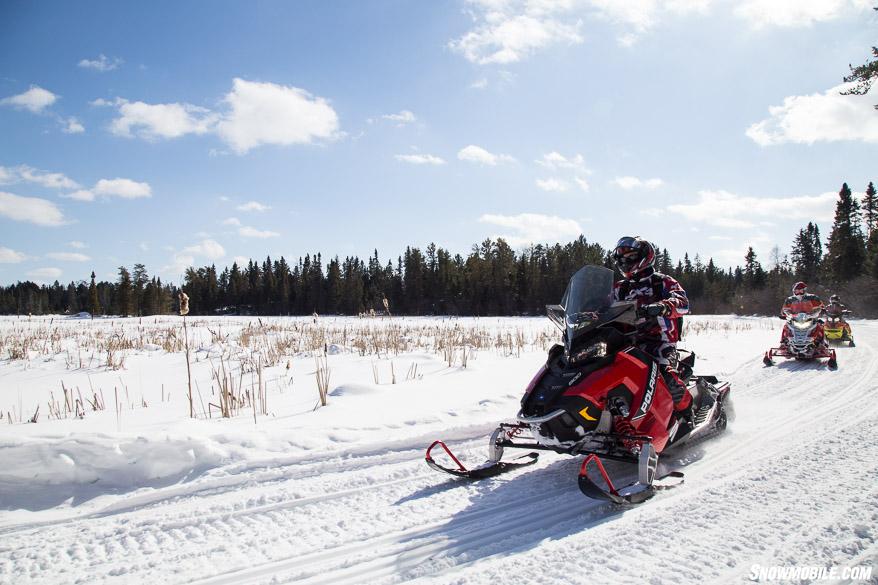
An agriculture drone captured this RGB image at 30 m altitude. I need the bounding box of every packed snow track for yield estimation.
[1,316,876,585]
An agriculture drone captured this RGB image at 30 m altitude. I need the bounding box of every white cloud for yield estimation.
[746,83,878,146]
[47,252,90,262]
[734,0,872,28]
[216,78,340,154]
[587,0,714,43]
[62,117,85,134]
[0,246,26,263]
[222,217,242,226]
[450,4,584,65]
[68,241,87,249]
[95,79,340,154]
[165,254,195,276]
[382,110,416,124]
[106,98,216,140]
[535,151,588,172]
[574,176,590,192]
[0,86,58,113]
[78,54,123,72]
[0,191,67,226]
[449,0,717,61]
[182,239,225,260]
[236,201,270,212]
[67,178,152,202]
[457,144,515,165]
[239,226,280,239]
[164,239,226,275]
[614,176,664,190]
[65,190,96,202]
[95,178,151,199]
[27,267,62,281]
[395,153,447,165]
[712,235,775,268]
[479,212,582,246]
[663,189,839,229]
[0,165,80,190]
[536,177,570,192]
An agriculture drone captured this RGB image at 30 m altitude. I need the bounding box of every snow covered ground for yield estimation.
[0,314,875,584]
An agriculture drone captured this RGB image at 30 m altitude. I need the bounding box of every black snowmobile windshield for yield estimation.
[560,265,615,325]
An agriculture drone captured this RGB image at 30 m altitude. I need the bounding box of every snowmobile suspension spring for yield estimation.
[613,417,635,436]
[613,418,641,452]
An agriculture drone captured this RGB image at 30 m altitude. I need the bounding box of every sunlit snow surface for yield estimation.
[0,315,875,584]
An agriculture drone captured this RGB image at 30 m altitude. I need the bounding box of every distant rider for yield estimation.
[611,236,693,422]
[824,294,848,320]
[779,282,825,348]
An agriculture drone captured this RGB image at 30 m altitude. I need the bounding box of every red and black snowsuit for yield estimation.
[613,269,692,412]
[779,293,824,346]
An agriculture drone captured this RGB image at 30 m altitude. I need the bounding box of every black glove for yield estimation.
[643,302,669,317]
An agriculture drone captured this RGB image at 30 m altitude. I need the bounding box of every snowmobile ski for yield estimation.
[577,446,685,504]
[425,440,539,479]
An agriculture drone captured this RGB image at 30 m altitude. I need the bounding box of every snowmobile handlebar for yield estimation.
[636,303,668,318]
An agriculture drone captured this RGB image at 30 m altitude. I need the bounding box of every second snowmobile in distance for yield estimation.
[824,311,854,347]
[426,265,732,504]
[763,309,838,368]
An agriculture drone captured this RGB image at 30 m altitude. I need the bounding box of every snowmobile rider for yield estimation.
[780,281,824,316]
[779,282,825,348]
[611,236,693,421]
[824,294,848,320]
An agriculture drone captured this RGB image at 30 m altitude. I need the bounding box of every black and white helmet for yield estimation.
[613,236,656,279]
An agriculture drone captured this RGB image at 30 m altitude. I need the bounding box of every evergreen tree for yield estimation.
[743,247,766,288]
[65,282,79,313]
[842,8,878,108]
[88,271,101,317]
[825,183,866,282]
[867,229,878,279]
[790,222,822,282]
[132,263,148,315]
[116,266,133,316]
[863,181,878,235]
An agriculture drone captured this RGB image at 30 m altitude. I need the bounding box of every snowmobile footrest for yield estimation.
[425,440,538,479]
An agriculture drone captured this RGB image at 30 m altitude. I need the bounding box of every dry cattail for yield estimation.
[179,292,190,316]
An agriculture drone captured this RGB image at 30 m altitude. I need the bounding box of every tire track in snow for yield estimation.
[185,336,878,585]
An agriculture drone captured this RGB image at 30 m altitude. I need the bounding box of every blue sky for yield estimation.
[1,0,876,285]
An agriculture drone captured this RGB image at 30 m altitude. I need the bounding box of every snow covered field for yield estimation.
[0,314,876,584]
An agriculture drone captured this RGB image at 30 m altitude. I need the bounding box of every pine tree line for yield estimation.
[2,182,876,318]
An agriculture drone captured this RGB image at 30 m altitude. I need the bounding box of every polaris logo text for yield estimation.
[749,564,873,581]
[633,363,658,420]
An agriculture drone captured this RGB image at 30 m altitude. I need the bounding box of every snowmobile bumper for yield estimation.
[764,346,837,368]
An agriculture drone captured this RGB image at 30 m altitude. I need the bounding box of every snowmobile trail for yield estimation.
[185,329,878,585]
[2,319,876,585]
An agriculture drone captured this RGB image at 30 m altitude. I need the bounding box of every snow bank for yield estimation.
[0,434,231,509]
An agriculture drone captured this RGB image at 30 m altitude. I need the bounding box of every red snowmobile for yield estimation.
[426,265,732,504]
[763,308,837,368]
